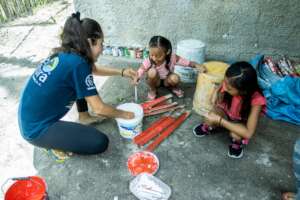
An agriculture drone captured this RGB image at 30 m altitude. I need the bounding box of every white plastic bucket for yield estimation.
[176,39,206,64]
[116,103,144,139]
[174,65,198,83]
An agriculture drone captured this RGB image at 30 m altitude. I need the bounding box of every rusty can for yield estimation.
[135,48,143,59]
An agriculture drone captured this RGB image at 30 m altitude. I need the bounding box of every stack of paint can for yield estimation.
[102,46,149,60]
[102,46,113,56]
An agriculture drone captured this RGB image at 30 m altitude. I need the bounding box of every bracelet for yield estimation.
[121,68,125,77]
[218,117,223,127]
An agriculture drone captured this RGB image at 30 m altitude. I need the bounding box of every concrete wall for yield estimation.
[74,0,300,61]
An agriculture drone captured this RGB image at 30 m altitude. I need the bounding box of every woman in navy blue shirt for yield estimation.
[18,12,137,157]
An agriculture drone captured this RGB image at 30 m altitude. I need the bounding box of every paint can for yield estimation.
[116,103,144,139]
[112,47,119,57]
[124,47,130,57]
[174,65,198,83]
[118,47,125,57]
[176,39,206,64]
[136,48,143,59]
[127,151,159,176]
[103,46,112,56]
[128,48,136,58]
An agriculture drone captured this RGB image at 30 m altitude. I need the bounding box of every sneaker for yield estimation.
[171,87,184,98]
[147,90,157,100]
[228,141,243,159]
[193,123,213,137]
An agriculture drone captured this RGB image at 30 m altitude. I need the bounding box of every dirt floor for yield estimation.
[0,1,299,200]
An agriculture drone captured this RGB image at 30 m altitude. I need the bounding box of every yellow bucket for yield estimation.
[193,61,229,115]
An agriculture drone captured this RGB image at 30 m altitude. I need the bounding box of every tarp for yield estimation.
[250,54,300,125]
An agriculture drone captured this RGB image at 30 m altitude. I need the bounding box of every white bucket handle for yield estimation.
[1,176,31,194]
[1,176,46,195]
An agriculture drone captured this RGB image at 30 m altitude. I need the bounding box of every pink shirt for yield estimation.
[217,82,266,120]
[137,54,191,79]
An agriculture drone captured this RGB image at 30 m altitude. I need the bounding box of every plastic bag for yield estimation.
[193,61,228,115]
[129,173,171,200]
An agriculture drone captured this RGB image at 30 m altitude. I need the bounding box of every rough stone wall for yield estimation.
[74,0,300,61]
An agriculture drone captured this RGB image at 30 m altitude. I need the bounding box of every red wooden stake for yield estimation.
[141,94,172,110]
[145,111,190,152]
[136,116,176,146]
[144,105,184,117]
[133,116,168,145]
[144,102,178,114]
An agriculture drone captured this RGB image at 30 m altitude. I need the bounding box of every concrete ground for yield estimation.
[0,1,299,200]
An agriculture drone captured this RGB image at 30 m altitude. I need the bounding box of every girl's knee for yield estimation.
[147,68,158,79]
[167,73,180,86]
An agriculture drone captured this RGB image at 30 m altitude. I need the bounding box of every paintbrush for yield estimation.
[134,85,138,103]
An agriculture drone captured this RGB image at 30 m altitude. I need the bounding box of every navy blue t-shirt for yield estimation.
[18,53,98,139]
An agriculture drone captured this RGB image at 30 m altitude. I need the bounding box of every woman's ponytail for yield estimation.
[52,12,96,64]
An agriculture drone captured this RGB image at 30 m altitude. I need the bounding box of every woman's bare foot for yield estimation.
[50,149,72,163]
[282,192,296,200]
[78,112,106,125]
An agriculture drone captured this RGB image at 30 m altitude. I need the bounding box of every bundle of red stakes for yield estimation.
[133,110,190,152]
[141,94,183,116]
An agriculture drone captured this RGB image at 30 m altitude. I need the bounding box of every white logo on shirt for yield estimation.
[33,57,59,86]
[85,74,96,90]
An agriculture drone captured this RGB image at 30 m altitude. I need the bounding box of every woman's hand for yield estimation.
[204,111,221,125]
[123,68,138,80]
[121,111,135,119]
[133,77,140,85]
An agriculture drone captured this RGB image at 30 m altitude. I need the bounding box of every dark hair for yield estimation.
[148,36,172,70]
[218,61,262,119]
[52,12,103,64]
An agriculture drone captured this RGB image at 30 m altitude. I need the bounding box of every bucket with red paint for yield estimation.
[2,176,48,200]
[127,151,159,176]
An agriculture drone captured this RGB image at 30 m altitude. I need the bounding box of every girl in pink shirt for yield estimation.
[135,36,206,99]
[193,61,266,159]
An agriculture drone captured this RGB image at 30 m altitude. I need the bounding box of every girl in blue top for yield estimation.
[18,12,137,158]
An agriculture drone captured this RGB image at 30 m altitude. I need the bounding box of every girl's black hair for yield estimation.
[52,12,103,64]
[148,36,172,70]
[218,61,262,119]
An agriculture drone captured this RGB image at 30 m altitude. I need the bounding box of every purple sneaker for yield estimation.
[193,123,213,138]
[228,140,244,159]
